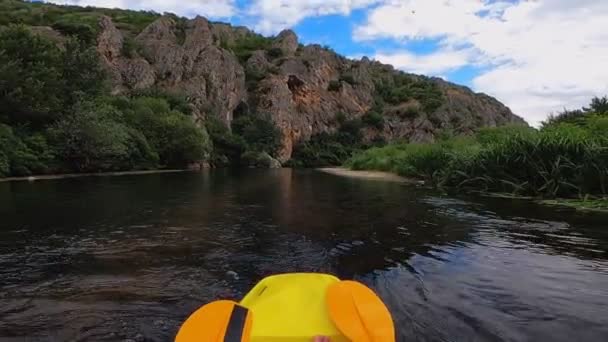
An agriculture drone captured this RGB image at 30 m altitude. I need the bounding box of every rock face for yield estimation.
[95,16,525,162]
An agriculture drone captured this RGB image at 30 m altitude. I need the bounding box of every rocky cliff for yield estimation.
[95,15,524,162]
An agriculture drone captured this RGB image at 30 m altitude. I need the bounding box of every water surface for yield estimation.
[1,169,607,341]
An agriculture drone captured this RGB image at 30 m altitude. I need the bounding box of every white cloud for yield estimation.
[247,0,382,34]
[46,0,237,18]
[355,0,608,126]
[373,49,472,75]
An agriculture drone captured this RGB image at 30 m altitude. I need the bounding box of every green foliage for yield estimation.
[205,118,247,166]
[542,109,586,127]
[119,97,210,167]
[362,111,384,129]
[267,47,284,59]
[122,36,138,58]
[399,106,420,119]
[0,122,55,176]
[51,19,96,45]
[585,96,608,114]
[245,68,265,91]
[0,26,105,125]
[328,80,342,92]
[0,0,160,36]
[339,73,356,85]
[334,112,347,125]
[0,151,8,177]
[347,109,608,199]
[374,72,444,113]
[232,115,282,156]
[130,88,193,115]
[240,151,277,168]
[290,117,378,167]
[475,125,536,146]
[48,101,134,172]
[0,26,65,124]
[290,132,353,168]
[225,34,273,64]
[542,96,608,128]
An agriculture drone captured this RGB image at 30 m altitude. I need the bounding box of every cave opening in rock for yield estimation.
[287,75,304,93]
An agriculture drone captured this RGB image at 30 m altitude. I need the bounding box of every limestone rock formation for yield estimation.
[94,15,525,162]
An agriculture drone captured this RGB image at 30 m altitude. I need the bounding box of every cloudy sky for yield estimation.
[46,0,608,126]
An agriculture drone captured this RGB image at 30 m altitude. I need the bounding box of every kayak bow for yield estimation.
[176,273,395,342]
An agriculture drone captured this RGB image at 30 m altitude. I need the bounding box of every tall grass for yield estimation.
[346,121,608,198]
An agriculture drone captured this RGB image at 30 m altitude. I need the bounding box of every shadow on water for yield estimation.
[0,169,607,341]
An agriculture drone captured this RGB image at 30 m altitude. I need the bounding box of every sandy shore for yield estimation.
[317,167,419,183]
[0,169,191,183]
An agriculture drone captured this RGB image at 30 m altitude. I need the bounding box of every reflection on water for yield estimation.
[0,169,607,341]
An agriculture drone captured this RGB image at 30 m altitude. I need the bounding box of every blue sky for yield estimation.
[45,1,608,126]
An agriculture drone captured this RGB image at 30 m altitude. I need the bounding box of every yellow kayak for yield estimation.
[176,273,395,342]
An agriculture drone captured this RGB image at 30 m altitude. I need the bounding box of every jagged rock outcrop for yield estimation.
[97,15,246,124]
[94,15,525,162]
[272,29,299,56]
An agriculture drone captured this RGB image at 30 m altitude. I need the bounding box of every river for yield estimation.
[1,169,607,341]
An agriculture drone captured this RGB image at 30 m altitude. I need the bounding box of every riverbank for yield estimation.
[322,167,608,213]
[0,169,191,183]
[540,199,608,213]
[317,167,421,184]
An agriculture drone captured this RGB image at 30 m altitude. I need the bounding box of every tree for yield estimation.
[122,97,211,166]
[585,96,608,114]
[48,102,133,172]
[0,124,55,176]
[0,26,106,125]
[61,38,106,106]
[0,26,64,124]
[232,115,282,156]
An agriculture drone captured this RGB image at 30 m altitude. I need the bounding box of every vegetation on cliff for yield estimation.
[0,0,159,40]
[0,0,525,177]
[0,26,210,176]
[347,97,608,199]
[288,114,386,167]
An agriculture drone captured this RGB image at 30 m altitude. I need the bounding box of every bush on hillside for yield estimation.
[328,80,342,92]
[347,102,608,199]
[0,26,105,125]
[232,114,282,156]
[226,34,273,64]
[362,111,384,130]
[290,117,378,167]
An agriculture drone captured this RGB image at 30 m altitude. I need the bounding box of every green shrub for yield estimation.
[0,27,105,125]
[240,151,279,168]
[475,125,536,146]
[339,74,356,85]
[362,111,384,129]
[232,115,282,155]
[121,97,210,166]
[205,118,247,165]
[348,116,607,198]
[334,112,347,125]
[225,34,273,64]
[48,102,133,172]
[0,124,55,176]
[51,20,96,45]
[0,0,160,36]
[373,72,444,113]
[585,96,608,114]
[291,133,352,167]
[328,80,342,92]
[267,47,283,59]
[130,88,192,115]
[0,151,8,176]
[122,36,138,58]
[158,114,210,165]
[290,117,368,167]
